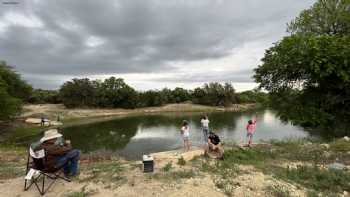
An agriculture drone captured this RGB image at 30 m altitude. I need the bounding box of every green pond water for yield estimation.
[8,109,315,160]
[61,109,311,160]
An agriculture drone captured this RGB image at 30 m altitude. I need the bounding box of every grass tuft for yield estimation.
[177,157,186,166]
[265,184,291,197]
[150,169,197,182]
[79,160,125,187]
[162,162,173,172]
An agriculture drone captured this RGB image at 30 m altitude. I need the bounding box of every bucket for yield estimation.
[142,155,154,173]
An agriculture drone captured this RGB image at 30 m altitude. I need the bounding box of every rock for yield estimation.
[24,118,62,126]
[344,191,348,196]
[25,118,41,124]
[320,144,330,149]
[328,162,346,170]
[287,164,297,170]
[344,136,350,141]
[50,121,63,126]
[323,151,331,158]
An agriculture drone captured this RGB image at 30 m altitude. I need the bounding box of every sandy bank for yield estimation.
[21,103,255,119]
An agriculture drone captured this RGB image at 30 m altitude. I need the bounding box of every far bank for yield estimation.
[21,103,257,126]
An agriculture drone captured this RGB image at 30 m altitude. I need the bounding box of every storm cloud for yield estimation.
[0,0,315,90]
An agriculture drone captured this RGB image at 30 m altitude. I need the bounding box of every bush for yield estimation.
[162,162,173,172]
[177,157,186,166]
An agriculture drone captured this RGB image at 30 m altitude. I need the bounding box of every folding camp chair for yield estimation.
[24,146,71,195]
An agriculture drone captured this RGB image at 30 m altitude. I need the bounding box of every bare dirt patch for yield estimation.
[21,103,255,123]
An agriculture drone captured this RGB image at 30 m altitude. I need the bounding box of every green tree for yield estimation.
[192,87,206,104]
[160,88,175,103]
[288,0,350,35]
[98,77,138,108]
[59,77,138,109]
[254,0,350,135]
[139,90,165,107]
[0,78,22,120]
[59,78,97,108]
[28,89,61,104]
[255,35,350,130]
[171,87,191,103]
[0,61,32,120]
[192,82,238,106]
[237,89,269,104]
[0,61,32,101]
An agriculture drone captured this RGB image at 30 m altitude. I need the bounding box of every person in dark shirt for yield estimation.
[206,131,224,159]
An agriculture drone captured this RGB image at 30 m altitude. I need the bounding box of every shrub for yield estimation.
[162,162,173,172]
[177,157,186,166]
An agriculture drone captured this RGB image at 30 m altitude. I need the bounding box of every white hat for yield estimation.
[40,129,62,142]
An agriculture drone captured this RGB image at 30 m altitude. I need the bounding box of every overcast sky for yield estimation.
[0,0,315,91]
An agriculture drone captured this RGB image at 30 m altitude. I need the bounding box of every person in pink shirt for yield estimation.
[246,115,257,147]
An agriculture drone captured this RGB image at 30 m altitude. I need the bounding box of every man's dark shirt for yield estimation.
[209,134,220,145]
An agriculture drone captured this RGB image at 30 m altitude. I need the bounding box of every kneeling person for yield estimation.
[206,131,224,159]
[37,129,81,177]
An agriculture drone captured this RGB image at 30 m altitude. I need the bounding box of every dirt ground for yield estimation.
[0,170,225,197]
[0,148,308,197]
[0,163,306,197]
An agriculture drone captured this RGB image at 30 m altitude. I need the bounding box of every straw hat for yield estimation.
[40,129,62,142]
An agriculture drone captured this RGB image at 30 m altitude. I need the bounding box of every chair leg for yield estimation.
[25,170,71,195]
[56,174,71,182]
[41,175,45,195]
[24,151,31,191]
[33,174,44,195]
[42,173,64,195]
[24,179,35,191]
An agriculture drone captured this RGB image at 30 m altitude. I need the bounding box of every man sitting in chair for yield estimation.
[206,130,224,159]
[36,129,81,177]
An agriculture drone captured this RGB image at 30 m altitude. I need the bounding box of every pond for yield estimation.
[58,109,310,160]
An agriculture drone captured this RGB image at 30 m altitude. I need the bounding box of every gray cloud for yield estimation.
[150,69,254,83]
[0,0,315,89]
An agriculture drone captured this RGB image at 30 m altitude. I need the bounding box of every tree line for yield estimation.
[58,77,255,109]
[254,0,350,136]
[0,63,267,121]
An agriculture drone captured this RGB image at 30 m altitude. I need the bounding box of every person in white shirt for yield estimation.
[180,120,191,151]
[200,115,210,146]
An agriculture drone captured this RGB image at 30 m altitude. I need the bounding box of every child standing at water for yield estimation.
[246,115,257,147]
[200,115,210,147]
[181,120,191,151]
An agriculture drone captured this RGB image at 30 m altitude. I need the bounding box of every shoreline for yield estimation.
[20,103,257,128]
